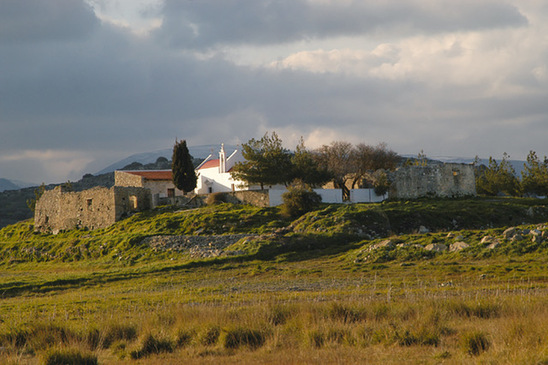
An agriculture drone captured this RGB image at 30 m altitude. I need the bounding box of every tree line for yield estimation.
[475,151,548,197]
[230,132,400,200]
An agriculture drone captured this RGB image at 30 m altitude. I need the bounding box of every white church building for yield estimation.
[194,144,249,194]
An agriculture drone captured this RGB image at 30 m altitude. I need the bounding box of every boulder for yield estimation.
[450,241,469,251]
[487,242,499,250]
[419,226,430,234]
[446,232,455,238]
[424,243,447,252]
[511,234,524,242]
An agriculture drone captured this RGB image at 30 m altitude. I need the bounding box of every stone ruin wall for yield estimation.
[114,170,145,188]
[34,186,151,233]
[112,186,152,220]
[389,163,476,199]
[223,190,270,207]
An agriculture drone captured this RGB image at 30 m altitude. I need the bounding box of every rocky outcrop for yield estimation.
[142,234,254,258]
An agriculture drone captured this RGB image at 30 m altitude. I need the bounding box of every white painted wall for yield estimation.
[268,188,386,207]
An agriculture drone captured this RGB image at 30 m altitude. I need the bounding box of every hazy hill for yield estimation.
[96,144,238,175]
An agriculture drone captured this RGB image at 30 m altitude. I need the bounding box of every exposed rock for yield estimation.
[511,234,524,242]
[450,241,469,251]
[487,242,499,250]
[419,226,430,234]
[480,236,495,245]
[532,235,543,244]
[370,239,395,251]
[143,234,254,258]
[530,229,541,236]
[503,227,517,239]
[424,243,447,252]
[446,232,455,239]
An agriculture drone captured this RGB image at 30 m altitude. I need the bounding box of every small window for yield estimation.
[86,199,92,209]
[167,188,175,198]
[208,187,213,194]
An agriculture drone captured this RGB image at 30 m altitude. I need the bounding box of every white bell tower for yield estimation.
[219,143,226,173]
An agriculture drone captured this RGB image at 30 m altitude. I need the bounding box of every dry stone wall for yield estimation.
[389,163,476,199]
[34,186,151,233]
[114,171,145,187]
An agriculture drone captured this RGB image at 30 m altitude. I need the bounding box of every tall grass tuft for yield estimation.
[42,348,97,365]
[221,327,266,350]
[130,333,174,359]
[102,323,138,349]
[461,331,490,356]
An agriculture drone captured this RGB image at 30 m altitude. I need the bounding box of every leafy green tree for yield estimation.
[475,153,520,196]
[290,137,332,187]
[231,132,293,189]
[172,139,197,194]
[521,150,548,196]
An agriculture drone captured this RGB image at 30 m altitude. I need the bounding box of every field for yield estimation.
[0,198,547,364]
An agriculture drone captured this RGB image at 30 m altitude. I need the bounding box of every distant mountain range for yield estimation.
[96,144,238,175]
[0,178,37,193]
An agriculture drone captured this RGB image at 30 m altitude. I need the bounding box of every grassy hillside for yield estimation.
[0,198,547,364]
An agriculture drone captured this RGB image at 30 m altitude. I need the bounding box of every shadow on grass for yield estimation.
[0,234,362,298]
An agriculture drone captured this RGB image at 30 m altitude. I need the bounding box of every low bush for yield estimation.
[280,184,321,218]
[205,192,226,205]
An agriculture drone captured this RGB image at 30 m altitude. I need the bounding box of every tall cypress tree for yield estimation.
[172,139,197,194]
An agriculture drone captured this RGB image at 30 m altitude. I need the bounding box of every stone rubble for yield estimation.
[142,234,255,258]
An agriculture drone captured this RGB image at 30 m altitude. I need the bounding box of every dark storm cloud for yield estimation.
[155,0,527,49]
[0,0,98,43]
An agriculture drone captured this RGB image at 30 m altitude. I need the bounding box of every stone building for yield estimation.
[34,185,151,233]
[115,170,184,198]
[388,163,476,199]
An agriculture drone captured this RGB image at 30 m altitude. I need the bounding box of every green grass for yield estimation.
[0,198,547,363]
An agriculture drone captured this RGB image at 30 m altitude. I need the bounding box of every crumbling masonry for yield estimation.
[34,185,151,233]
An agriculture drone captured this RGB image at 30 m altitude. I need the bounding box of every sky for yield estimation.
[1,0,548,184]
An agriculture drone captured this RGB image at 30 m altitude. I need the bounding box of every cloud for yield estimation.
[155,0,527,49]
[0,0,99,44]
[0,0,547,184]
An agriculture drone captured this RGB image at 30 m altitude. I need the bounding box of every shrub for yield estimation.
[461,331,490,356]
[42,348,97,365]
[280,183,321,218]
[206,192,226,205]
[221,327,266,349]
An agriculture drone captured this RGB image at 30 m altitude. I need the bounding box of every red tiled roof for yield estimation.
[198,159,220,170]
[123,170,173,180]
